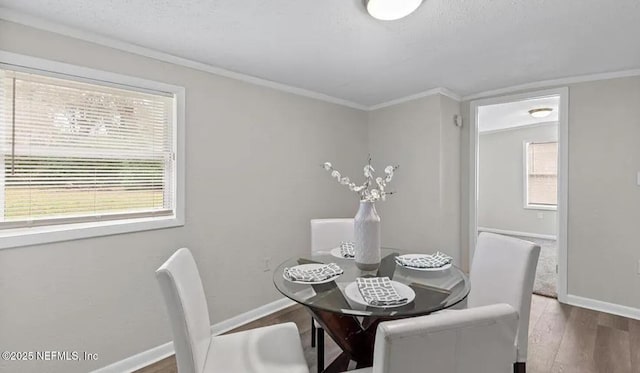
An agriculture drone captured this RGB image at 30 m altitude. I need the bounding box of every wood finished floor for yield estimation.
[137,295,640,373]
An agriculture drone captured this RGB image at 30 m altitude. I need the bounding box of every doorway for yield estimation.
[469,88,568,302]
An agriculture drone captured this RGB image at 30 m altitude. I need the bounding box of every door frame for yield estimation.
[468,87,569,303]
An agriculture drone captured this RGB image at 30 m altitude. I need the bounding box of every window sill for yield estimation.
[524,204,558,211]
[0,215,184,250]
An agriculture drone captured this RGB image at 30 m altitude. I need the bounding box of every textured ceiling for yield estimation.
[0,0,639,106]
[478,96,560,132]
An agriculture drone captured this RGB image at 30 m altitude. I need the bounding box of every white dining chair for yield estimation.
[156,248,309,373]
[468,232,540,373]
[311,218,354,254]
[348,303,519,373]
[310,218,354,372]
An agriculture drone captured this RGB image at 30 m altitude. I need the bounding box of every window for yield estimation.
[525,141,558,209]
[0,56,183,248]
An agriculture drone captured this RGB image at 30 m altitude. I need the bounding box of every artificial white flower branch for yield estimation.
[323,156,398,202]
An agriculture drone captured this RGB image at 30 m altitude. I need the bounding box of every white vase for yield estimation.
[354,200,381,271]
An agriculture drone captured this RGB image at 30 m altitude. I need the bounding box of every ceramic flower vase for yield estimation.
[354,200,381,271]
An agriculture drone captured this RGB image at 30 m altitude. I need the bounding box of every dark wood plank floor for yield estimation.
[137,295,640,373]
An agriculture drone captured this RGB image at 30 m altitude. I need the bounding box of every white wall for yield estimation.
[367,95,462,264]
[461,76,640,311]
[0,20,369,373]
[478,124,558,236]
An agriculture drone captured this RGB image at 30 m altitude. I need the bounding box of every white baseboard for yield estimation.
[92,297,296,373]
[566,294,640,321]
[92,341,175,373]
[208,297,295,336]
[477,227,557,241]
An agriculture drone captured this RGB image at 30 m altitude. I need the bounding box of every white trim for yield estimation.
[437,87,462,102]
[556,88,569,303]
[468,100,479,271]
[478,120,557,135]
[566,294,640,321]
[0,51,186,249]
[469,87,569,303]
[208,297,295,336]
[0,51,183,95]
[368,87,461,110]
[0,136,4,222]
[0,216,183,250]
[91,341,174,373]
[91,297,296,373]
[463,69,640,101]
[0,7,369,111]
[478,227,557,241]
[523,205,557,211]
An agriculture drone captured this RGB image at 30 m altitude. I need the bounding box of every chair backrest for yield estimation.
[156,248,212,373]
[469,232,540,362]
[372,303,518,373]
[310,218,354,253]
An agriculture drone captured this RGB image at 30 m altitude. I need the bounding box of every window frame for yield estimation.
[0,51,185,249]
[523,140,558,211]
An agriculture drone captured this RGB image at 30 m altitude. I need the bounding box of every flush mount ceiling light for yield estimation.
[364,0,424,21]
[528,108,553,118]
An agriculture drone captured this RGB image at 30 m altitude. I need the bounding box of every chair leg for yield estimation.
[311,317,316,348]
[514,362,526,373]
[317,328,325,373]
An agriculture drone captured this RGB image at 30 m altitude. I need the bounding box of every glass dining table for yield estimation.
[273,248,470,372]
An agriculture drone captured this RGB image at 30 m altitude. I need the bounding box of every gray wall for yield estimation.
[461,76,640,310]
[367,95,462,264]
[4,15,639,373]
[478,124,558,236]
[567,77,640,309]
[0,20,369,373]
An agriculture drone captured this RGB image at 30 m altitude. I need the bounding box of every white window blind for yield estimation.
[0,68,176,228]
[526,141,558,207]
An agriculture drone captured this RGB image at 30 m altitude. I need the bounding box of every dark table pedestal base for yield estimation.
[308,307,395,371]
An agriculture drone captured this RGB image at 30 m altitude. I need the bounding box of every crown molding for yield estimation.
[0,7,370,111]
[368,87,462,111]
[4,8,639,111]
[433,87,462,102]
[463,69,640,101]
[16,8,637,112]
[0,7,467,112]
[0,7,466,112]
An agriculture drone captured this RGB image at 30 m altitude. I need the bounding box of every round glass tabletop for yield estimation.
[273,248,470,318]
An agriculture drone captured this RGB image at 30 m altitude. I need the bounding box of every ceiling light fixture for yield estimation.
[364,0,424,21]
[528,108,553,118]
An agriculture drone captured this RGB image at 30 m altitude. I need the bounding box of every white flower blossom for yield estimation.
[375,177,386,192]
[370,189,380,200]
[364,165,375,178]
[323,159,397,202]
